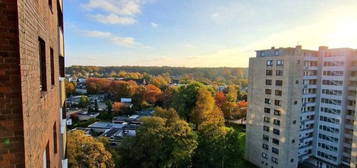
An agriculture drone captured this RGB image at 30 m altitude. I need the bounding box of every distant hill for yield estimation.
[65,66,248,86]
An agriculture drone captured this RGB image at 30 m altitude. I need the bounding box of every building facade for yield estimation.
[245,46,357,168]
[0,0,67,167]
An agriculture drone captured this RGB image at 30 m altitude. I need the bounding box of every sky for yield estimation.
[65,0,357,67]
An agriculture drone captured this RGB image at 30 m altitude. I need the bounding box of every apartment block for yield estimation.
[0,0,67,168]
[245,46,357,168]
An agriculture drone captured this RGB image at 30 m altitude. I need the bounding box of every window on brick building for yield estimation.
[53,122,57,154]
[57,0,63,31]
[50,48,55,86]
[39,37,47,91]
[43,142,50,168]
[59,56,64,77]
[49,0,53,11]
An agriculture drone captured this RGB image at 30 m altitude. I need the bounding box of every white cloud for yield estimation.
[92,14,136,24]
[150,22,158,28]
[84,30,112,38]
[84,30,136,47]
[81,0,142,24]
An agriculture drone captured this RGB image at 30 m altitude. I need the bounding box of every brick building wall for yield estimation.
[0,0,25,167]
[0,0,63,167]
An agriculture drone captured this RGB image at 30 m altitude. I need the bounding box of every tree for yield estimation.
[238,91,248,101]
[65,80,76,96]
[112,102,124,114]
[191,88,225,128]
[98,137,121,168]
[157,86,176,108]
[67,130,114,168]
[153,107,179,123]
[221,101,238,119]
[94,100,99,112]
[172,82,205,120]
[109,80,138,100]
[149,75,170,89]
[86,78,111,94]
[225,85,238,102]
[222,128,242,168]
[215,91,226,108]
[79,96,89,108]
[119,110,197,168]
[132,85,146,107]
[144,84,162,104]
[193,122,227,168]
[105,100,113,113]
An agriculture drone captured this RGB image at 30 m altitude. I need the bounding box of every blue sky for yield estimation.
[65,0,357,67]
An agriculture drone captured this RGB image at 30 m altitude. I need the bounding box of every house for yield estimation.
[88,122,127,133]
[77,112,100,121]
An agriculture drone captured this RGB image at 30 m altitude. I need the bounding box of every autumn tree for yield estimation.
[143,84,162,104]
[67,130,114,168]
[112,102,124,114]
[157,86,176,108]
[86,78,111,94]
[215,91,226,108]
[98,137,121,168]
[65,80,76,96]
[119,110,197,168]
[191,88,225,128]
[109,80,138,100]
[149,75,170,89]
[225,85,238,102]
[132,85,146,106]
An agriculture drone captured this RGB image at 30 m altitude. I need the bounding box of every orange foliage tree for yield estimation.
[86,78,111,94]
[144,84,162,104]
[214,92,226,108]
[109,80,138,100]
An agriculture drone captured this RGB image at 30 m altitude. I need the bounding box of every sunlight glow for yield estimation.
[326,18,357,48]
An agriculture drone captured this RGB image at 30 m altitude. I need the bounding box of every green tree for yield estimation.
[193,122,227,168]
[67,130,114,168]
[119,109,197,168]
[79,96,89,108]
[171,81,205,120]
[98,137,121,168]
[105,100,113,113]
[222,128,242,168]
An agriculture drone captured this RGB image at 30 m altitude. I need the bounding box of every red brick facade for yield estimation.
[0,0,64,167]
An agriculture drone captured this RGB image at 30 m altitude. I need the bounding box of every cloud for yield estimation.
[81,0,143,24]
[91,14,136,24]
[84,30,135,47]
[150,22,158,28]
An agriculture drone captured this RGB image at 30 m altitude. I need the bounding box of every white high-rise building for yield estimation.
[245,46,357,168]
